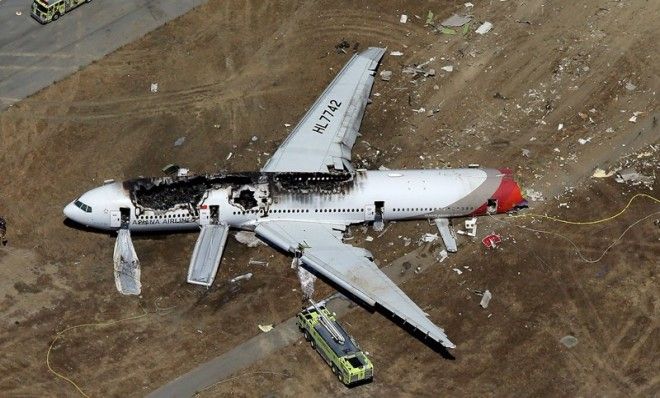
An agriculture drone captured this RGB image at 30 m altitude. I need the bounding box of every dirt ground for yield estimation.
[0,0,658,396]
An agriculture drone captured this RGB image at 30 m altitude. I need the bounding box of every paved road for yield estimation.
[0,0,206,110]
[147,246,441,397]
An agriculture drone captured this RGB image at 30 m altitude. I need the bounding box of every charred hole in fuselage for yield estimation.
[234,188,258,209]
[487,198,498,213]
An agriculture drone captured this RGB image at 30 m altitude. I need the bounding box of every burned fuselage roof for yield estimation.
[123,171,356,212]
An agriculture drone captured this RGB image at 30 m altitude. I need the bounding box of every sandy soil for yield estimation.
[0,0,658,396]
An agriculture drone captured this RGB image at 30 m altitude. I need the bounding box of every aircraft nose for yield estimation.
[63,202,77,220]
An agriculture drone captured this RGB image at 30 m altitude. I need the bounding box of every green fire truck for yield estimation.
[297,301,373,386]
[31,0,91,24]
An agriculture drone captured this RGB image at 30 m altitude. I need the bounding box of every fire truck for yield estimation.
[31,0,90,24]
[297,301,373,386]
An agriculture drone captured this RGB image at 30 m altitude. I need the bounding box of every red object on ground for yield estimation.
[482,234,502,248]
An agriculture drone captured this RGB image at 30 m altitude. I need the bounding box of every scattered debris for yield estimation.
[437,249,448,263]
[479,290,492,309]
[230,273,253,283]
[628,111,642,123]
[625,82,637,91]
[441,14,472,27]
[452,268,463,275]
[399,14,408,24]
[0,217,8,246]
[365,236,374,242]
[258,324,274,333]
[390,51,404,56]
[234,231,266,247]
[440,65,454,73]
[524,188,544,202]
[475,21,493,35]
[425,11,434,25]
[335,39,350,54]
[150,83,158,93]
[615,168,654,186]
[481,234,502,249]
[380,70,393,81]
[577,137,591,145]
[420,233,439,243]
[174,137,186,147]
[493,92,508,100]
[560,335,578,348]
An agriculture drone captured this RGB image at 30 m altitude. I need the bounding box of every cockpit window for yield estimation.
[74,200,92,213]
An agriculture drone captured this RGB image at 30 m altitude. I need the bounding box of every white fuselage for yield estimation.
[64,168,522,232]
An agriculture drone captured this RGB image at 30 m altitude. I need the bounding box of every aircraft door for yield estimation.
[110,210,121,228]
[364,204,375,221]
[199,206,211,226]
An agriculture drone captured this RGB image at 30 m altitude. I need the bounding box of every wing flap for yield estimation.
[255,220,455,348]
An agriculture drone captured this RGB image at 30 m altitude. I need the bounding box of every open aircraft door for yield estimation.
[199,205,211,225]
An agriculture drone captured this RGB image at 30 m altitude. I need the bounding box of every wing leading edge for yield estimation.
[261,47,386,174]
[255,220,456,349]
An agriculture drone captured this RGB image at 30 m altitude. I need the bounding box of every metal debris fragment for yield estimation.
[560,335,578,348]
[230,273,253,283]
[475,21,493,34]
[258,324,274,333]
[150,83,158,93]
[380,70,393,81]
[441,14,472,27]
[174,137,186,147]
[479,290,492,308]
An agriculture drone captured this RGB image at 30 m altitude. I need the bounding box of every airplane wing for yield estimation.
[261,47,386,174]
[254,220,456,348]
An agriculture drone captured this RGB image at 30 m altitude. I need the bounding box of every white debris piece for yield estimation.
[452,268,463,275]
[464,218,477,237]
[441,65,454,72]
[615,168,654,186]
[234,231,266,247]
[560,335,578,348]
[591,168,615,178]
[297,265,317,300]
[390,51,404,56]
[420,233,439,243]
[16,11,23,16]
[400,14,408,23]
[557,123,564,131]
[475,21,493,34]
[251,135,259,142]
[365,236,374,242]
[480,290,492,308]
[625,82,637,91]
[464,2,474,9]
[284,123,291,127]
[258,324,274,333]
[230,273,253,283]
[578,137,591,145]
[522,148,531,157]
[437,249,449,263]
[150,83,159,93]
[174,137,186,147]
[380,70,393,81]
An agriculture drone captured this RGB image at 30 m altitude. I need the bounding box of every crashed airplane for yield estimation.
[64,48,526,349]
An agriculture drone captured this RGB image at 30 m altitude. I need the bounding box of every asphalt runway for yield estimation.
[0,0,206,109]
